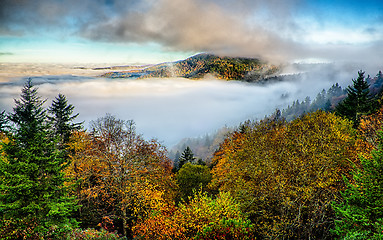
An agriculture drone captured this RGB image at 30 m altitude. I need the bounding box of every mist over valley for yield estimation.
[0,58,375,148]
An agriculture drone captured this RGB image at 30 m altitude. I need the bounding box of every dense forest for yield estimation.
[101,54,280,82]
[1,70,383,239]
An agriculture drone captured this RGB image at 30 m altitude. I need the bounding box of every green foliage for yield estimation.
[0,79,77,239]
[179,146,196,167]
[336,71,375,127]
[0,110,8,132]
[333,131,383,239]
[48,93,82,146]
[176,190,255,239]
[176,162,212,201]
[133,190,255,239]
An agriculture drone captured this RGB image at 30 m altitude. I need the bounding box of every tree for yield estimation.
[210,111,363,239]
[66,114,177,237]
[333,131,383,239]
[0,79,77,239]
[178,146,196,169]
[359,104,383,148]
[0,110,8,132]
[172,150,181,173]
[176,163,212,201]
[48,93,82,146]
[336,71,375,127]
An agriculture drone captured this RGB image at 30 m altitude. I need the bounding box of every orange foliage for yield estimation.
[359,105,383,147]
[65,121,177,237]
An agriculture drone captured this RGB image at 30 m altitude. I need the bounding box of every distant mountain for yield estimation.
[101,53,280,82]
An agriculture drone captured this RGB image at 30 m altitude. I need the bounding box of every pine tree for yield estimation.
[0,110,8,132]
[0,79,77,238]
[333,131,383,239]
[48,93,82,146]
[327,83,345,99]
[336,71,374,127]
[179,146,196,169]
[172,150,181,173]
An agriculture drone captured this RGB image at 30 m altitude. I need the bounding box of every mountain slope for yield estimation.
[101,53,280,81]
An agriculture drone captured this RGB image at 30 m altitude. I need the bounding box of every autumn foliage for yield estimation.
[3,74,383,239]
[65,115,177,237]
[211,111,366,239]
[133,190,255,239]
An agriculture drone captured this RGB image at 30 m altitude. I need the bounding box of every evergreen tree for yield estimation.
[0,110,8,132]
[327,83,345,99]
[336,71,374,127]
[172,150,181,173]
[0,79,77,239]
[179,146,196,169]
[48,93,82,146]
[311,89,327,111]
[332,131,383,239]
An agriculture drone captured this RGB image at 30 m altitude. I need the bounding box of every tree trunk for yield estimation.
[122,208,127,237]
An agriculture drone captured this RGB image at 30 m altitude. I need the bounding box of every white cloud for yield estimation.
[0,63,365,147]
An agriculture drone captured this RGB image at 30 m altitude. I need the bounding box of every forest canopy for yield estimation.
[1,70,383,239]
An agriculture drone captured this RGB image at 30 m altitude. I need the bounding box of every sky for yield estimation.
[1,0,382,64]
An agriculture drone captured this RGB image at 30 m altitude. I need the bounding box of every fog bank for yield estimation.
[0,64,377,147]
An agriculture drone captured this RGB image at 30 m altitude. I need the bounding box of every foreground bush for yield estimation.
[133,190,255,239]
[68,228,127,240]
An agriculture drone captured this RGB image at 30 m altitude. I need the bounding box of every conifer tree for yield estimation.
[0,79,77,238]
[172,150,181,173]
[179,146,196,169]
[333,131,383,239]
[336,71,374,127]
[48,93,82,146]
[0,110,8,132]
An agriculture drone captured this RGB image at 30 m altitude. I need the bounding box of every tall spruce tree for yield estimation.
[332,130,383,239]
[336,71,374,127]
[0,110,8,132]
[0,79,77,239]
[48,93,82,146]
[178,146,196,169]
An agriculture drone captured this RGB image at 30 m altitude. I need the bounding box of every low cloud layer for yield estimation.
[0,63,366,147]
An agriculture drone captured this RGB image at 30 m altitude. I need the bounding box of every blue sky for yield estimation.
[0,0,382,64]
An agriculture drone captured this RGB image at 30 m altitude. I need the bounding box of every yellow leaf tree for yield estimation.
[211,111,364,239]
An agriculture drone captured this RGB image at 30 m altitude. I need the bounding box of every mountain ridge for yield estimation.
[101,53,280,82]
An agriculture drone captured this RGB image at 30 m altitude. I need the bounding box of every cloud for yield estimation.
[80,0,306,62]
[0,63,366,147]
[1,0,382,65]
[0,0,317,62]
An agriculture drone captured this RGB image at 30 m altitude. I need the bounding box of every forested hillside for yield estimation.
[101,53,280,82]
[1,70,383,239]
